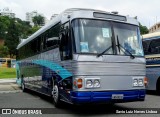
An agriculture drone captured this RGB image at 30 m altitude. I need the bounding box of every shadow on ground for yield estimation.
[24,89,135,115]
[146,90,160,96]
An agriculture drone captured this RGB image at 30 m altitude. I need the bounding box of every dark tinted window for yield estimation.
[148,39,160,54]
[60,22,72,60]
[18,23,61,60]
[142,40,151,55]
[46,23,60,48]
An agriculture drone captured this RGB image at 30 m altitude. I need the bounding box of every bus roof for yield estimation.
[17,8,139,49]
[142,32,160,39]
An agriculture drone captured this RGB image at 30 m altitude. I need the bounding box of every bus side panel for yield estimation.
[18,48,73,99]
[146,67,160,90]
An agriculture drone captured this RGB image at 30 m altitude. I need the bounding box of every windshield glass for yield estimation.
[72,19,113,54]
[72,19,144,56]
[113,22,143,56]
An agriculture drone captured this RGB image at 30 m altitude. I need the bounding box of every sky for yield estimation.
[0,0,159,28]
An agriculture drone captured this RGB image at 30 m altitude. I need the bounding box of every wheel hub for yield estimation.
[52,85,58,103]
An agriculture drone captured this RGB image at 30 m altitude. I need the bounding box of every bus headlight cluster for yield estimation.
[132,77,144,87]
[138,79,144,86]
[85,78,100,88]
[86,80,93,88]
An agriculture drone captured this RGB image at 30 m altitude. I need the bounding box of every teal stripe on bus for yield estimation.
[33,59,72,79]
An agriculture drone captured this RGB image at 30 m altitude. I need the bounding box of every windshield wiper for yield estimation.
[116,35,135,59]
[97,35,114,57]
[97,45,112,57]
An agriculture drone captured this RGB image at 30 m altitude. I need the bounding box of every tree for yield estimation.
[4,19,20,58]
[30,26,40,33]
[0,15,41,58]
[0,16,10,39]
[15,18,33,39]
[0,45,8,57]
[32,15,45,26]
[139,23,149,35]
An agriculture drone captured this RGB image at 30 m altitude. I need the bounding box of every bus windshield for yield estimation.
[72,19,144,56]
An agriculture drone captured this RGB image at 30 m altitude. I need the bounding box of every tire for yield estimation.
[21,82,26,92]
[21,77,26,92]
[156,79,160,95]
[52,84,62,107]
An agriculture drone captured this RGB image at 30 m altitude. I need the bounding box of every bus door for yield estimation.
[59,22,72,99]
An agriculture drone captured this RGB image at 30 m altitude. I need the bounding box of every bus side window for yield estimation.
[142,40,151,55]
[46,24,60,48]
[60,23,72,60]
[149,39,160,54]
[142,41,149,55]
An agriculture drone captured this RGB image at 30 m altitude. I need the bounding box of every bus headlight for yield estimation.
[86,80,93,88]
[138,79,144,86]
[133,79,138,87]
[133,77,144,87]
[85,78,100,88]
[93,79,100,88]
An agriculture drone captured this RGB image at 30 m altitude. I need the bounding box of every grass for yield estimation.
[0,67,16,79]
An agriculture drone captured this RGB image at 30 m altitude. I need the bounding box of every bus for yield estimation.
[0,58,11,67]
[16,8,147,107]
[142,32,160,94]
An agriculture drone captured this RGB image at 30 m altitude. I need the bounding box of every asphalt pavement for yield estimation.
[0,78,21,93]
[0,79,160,117]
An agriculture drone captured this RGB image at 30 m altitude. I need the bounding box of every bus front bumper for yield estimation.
[70,90,145,104]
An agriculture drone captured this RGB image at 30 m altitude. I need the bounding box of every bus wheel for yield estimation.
[52,84,62,107]
[157,79,160,95]
[21,82,26,92]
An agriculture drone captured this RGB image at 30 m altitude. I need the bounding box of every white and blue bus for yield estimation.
[142,32,160,94]
[16,8,146,107]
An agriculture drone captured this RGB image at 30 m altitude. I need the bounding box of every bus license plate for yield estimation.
[112,94,124,99]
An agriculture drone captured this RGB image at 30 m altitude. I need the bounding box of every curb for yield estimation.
[0,78,16,83]
[0,90,22,94]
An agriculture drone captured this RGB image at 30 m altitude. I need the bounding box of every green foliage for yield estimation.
[29,26,40,34]
[0,16,40,58]
[32,15,45,26]
[139,23,149,35]
[0,45,8,57]
[14,18,32,39]
[0,67,16,79]
[4,19,20,58]
[0,16,11,39]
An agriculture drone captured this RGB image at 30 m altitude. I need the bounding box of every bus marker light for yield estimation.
[144,77,148,86]
[77,78,83,88]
